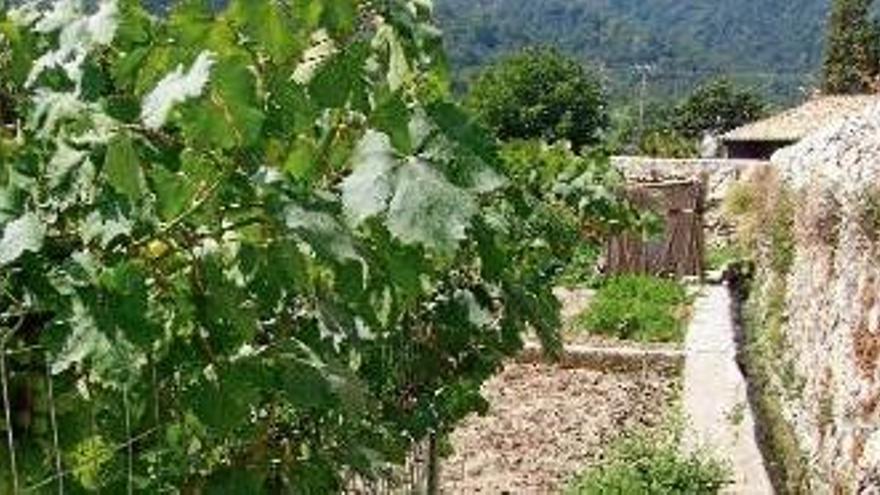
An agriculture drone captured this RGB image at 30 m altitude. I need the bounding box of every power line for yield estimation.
[596,64,817,79]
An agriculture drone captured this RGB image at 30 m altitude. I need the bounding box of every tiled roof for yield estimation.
[721,94,880,143]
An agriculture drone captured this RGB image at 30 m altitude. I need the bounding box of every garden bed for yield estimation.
[552,284,689,350]
[440,362,680,493]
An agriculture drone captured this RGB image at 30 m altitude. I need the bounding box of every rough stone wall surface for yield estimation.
[767,104,880,493]
[611,157,767,250]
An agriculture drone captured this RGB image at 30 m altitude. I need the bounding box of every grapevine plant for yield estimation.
[0,0,636,492]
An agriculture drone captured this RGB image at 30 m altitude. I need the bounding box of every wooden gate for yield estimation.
[606,179,705,277]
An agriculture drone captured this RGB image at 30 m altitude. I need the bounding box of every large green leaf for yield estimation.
[308,42,369,109]
[371,92,412,154]
[226,0,303,62]
[320,0,359,38]
[386,159,477,253]
[104,133,144,200]
[199,256,259,353]
[285,204,363,266]
[284,134,320,180]
[100,261,155,349]
[341,130,397,226]
[0,211,45,266]
[150,165,197,221]
[180,56,265,149]
[51,299,112,375]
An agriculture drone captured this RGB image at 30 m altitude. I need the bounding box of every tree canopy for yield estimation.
[466,47,608,150]
[822,0,880,94]
[673,79,767,139]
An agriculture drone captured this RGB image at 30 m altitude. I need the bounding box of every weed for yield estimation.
[557,244,603,287]
[857,187,880,243]
[576,275,691,343]
[705,243,746,272]
[567,423,730,494]
[769,189,795,276]
[726,402,746,427]
[740,284,813,494]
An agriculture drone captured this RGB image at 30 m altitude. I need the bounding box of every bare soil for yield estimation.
[440,362,680,494]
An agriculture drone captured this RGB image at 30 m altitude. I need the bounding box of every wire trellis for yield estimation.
[0,341,158,495]
[342,435,438,495]
[1,341,444,495]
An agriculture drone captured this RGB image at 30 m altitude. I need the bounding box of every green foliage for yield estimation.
[639,129,699,159]
[673,79,767,139]
[822,0,880,94]
[577,275,690,343]
[740,279,813,493]
[557,244,603,287]
[769,190,796,276]
[567,425,730,494]
[466,48,608,150]
[607,101,695,158]
[705,244,746,272]
[498,141,642,230]
[0,0,633,491]
[497,140,649,281]
[857,186,880,242]
[436,0,832,103]
[608,80,765,158]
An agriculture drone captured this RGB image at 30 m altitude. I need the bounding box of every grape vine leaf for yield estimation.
[140,50,215,130]
[285,205,363,266]
[150,164,197,222]
[226,0,302,62]
[308,41,368,109]
[180,56,265,149]
[104,132,143,200]
[370,92,412,154]
[386,159,476,253]
[51,298,112,375]
[0,211,45,265]
[284,134,319,180]
[341,130,397,226]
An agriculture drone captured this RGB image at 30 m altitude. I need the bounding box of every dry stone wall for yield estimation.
[611,157,767,251]
[751,104,880,493]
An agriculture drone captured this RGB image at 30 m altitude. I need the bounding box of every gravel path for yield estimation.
[441,363,678,494]
[682,285,773,494]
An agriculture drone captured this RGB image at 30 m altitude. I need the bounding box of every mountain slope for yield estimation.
[435,0,834,102]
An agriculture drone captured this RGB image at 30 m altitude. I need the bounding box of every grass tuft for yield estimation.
[576,275,691,343]
[567,424,730,494]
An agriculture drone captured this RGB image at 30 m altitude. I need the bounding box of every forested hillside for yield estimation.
[435,0,835,102]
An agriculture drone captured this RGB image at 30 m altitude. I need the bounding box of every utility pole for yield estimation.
[634,64,655,138]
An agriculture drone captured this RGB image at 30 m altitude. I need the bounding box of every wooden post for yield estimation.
[427,433,439,495]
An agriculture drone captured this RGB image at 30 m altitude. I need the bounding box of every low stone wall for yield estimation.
[743,104,880,493]
[611,157,767,250]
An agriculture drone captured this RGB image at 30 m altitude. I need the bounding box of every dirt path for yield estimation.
[682,284,773,494]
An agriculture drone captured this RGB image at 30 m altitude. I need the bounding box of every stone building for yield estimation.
[721,94,880,160]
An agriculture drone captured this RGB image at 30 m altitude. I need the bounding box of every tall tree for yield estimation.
[822,0,880,94]
[466,47,608,150]
[673,79,767,139]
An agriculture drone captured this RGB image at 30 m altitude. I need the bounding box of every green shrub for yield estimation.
[769,190,795,276]
[577,275,690,343]
[557,244,603,287]
[567,428,730,494]
[705,244,746,272]
[639,128,698,159]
